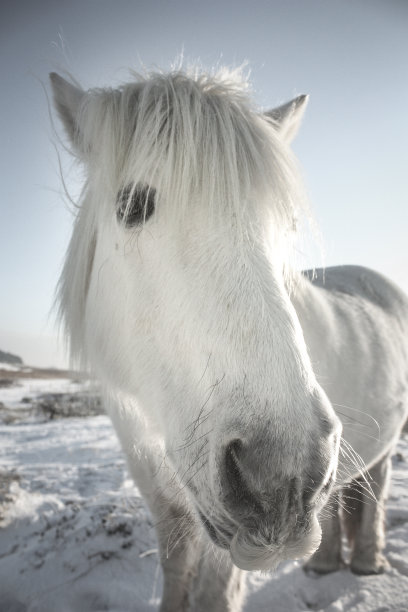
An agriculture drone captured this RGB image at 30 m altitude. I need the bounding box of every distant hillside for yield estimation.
[0,350,23,365]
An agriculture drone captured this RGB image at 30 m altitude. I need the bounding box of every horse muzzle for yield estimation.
[199,500,324,571]
[198,420,340,570]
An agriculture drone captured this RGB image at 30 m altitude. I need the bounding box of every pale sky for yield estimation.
[1,0,407,368]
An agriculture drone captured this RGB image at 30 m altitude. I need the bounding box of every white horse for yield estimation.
[50,67,408,612]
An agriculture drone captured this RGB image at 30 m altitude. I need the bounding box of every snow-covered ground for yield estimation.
[1,374,407,611]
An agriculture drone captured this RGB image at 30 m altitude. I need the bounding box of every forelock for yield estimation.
[77,68,306,236]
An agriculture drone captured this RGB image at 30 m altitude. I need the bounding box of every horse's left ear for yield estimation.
[265,94,309,144]
[50,72,85,149]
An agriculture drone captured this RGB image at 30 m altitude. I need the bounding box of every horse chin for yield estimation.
[229,514,322,572]
[200,511,322,572]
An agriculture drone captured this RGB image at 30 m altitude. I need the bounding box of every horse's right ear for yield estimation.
[50,73,85,149]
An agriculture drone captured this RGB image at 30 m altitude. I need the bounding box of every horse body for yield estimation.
[297,265,408,470]
[50,67,408,610]
[295,265,408,574]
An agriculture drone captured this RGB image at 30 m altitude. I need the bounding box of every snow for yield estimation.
[1,378,407,611]
[0,377,84,409]
[0,363,24,372]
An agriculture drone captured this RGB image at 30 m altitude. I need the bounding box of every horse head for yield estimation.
[51,68,341,570]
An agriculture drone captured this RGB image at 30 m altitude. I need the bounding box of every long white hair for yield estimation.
[56,66,309,367]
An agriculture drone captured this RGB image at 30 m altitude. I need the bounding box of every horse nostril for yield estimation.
[224,439,263,514]
[302,466,335,510]
[225,439,245,498]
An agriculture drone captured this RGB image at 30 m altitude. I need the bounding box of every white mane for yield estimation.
[57,67,308,367]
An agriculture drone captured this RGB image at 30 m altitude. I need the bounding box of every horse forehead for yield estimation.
[117,73,245,124]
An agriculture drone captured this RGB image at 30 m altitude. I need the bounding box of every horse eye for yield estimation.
[116,183,156,227]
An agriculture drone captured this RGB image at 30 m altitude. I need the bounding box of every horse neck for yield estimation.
[290,273,336,367]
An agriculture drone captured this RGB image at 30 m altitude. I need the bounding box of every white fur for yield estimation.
[51,66,408,611]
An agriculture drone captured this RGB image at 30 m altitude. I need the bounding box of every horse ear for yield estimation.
[50,72,85,148]
[265,95,308,144]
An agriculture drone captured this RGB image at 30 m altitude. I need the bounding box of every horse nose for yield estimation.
[223,439,274,516]
[222,433,336,521]
[224,440,255,507]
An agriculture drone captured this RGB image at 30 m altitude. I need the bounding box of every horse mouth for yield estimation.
[198,507,322,571]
